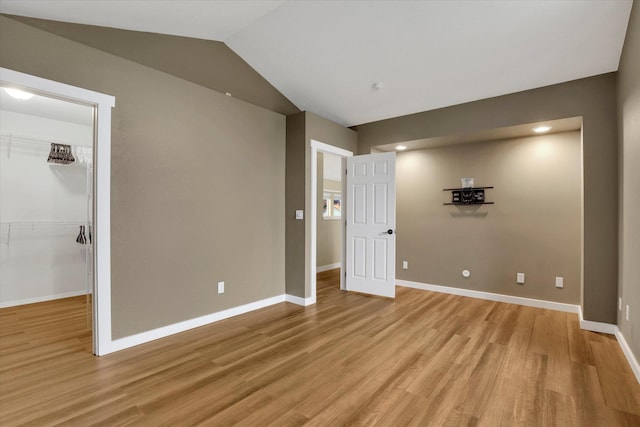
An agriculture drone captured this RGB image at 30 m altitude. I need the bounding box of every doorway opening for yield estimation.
[0,68,114,355]
[309,140,352,304]
[1,89,95,350]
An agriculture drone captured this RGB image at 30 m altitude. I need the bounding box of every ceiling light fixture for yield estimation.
[372,82,384,90]
[533,125,552,133]
[395,145,407,151]
[4,87,34,100]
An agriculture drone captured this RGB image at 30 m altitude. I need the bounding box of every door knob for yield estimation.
[387,229,394,235]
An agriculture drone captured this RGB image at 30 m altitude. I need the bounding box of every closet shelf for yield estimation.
[1,221,87,228]
[0,131,87,148]
[0,221,89,244]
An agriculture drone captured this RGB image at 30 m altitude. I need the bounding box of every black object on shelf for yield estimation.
[443,186,494,205]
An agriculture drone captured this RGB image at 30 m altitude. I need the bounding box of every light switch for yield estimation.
[295,210,304,220]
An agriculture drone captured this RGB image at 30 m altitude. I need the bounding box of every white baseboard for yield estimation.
[0,290,90,308]
[396,279,580,313]
[317,263,340,273]
[577,307,619,334]
[615,329,640,383]
[108,294,286,353]
[285,294,316,306]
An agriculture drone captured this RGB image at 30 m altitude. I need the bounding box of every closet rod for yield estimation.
[0,221,89,244]
[1,221,87,227]
[0,131,88,149]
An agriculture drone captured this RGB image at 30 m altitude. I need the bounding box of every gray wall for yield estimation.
[4,15,299,116]
[618,2,640,363]
[397,132,581,304]
[356,74,618,324]
[0,16,286,339]
[285,112,357,298]
[285,112,307,298]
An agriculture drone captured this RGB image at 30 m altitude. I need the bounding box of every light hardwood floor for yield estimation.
[1,269,639,426]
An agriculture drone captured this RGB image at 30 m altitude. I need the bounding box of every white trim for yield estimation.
[285,294,315,306]
[0,68,114,356]
[309,140,353,303]
[0,290,90,308]
[396,279,580,313]
[310,139,353,158]
[109,295,286,353]
[616,329,640,383]
[317,262,341,273]
[577,307,619,334]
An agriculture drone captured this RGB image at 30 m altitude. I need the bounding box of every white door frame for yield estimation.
[0,67,115,356]
[310,140,353,303]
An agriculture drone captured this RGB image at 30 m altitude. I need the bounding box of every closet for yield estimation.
[0,87,94,312]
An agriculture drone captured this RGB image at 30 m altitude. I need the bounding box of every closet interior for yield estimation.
[0,86,94,322]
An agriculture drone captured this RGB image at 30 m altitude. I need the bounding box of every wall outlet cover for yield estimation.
[516,273,525,284]
[555,277,564,288]
[217,281,224,294]
[402,261,408,269]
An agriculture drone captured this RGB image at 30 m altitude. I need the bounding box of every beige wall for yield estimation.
[618,2,640,361]
[356,74,618,324]
[5,15,299,116]
[0,16,286,339]
[397,132,581,304]
[285,112,357,298]
[285,112,307,298]
[317,153,342,268]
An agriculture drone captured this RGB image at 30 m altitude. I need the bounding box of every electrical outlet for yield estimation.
[218,281,225,294]
[626,305,630,321]
[402,261,408,270]
[555,277,564,288]
[619,297,622,311]
[517,273,525,284]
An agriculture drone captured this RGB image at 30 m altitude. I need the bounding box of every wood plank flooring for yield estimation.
[1,269,639,426]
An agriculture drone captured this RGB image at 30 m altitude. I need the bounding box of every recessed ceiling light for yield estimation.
[4,87,34,100]
[372,82,384,90]
[395,145,407,151]
[533,126,552,133]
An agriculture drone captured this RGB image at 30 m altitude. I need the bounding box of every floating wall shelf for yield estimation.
[443,186,494,205]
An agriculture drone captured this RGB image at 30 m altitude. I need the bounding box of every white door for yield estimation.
[345,152,396,298]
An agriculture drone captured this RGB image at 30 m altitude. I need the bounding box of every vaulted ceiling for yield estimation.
[0,0,633,127]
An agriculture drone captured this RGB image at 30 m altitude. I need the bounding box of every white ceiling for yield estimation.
[0,87,93,126]
[0,0,633,127]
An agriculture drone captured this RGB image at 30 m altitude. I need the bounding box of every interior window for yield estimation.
[323,191,341,219]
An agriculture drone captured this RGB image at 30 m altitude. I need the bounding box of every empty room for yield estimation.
[1,1,639,425]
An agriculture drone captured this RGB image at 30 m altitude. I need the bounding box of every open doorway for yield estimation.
[1,86,95,351]
[315,151,343,296]
[309,140,352,304]
[317,152,343,266]
[0,68,114,355]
